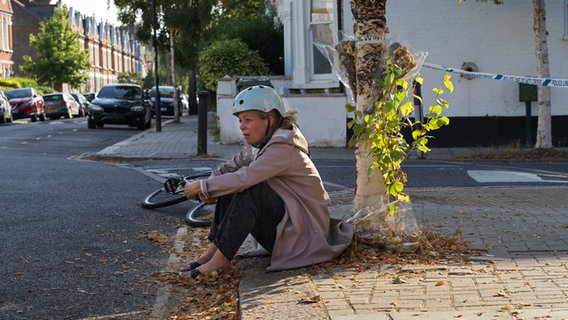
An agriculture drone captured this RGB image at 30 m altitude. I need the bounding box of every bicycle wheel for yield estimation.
[185,202,215,227]
[141,171,212,209]
[141,187,187,209]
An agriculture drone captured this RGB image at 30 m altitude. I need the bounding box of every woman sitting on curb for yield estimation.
[180,85,353,278]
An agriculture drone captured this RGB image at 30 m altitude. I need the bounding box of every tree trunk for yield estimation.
[350,0,388,211]
[533,0,552,148]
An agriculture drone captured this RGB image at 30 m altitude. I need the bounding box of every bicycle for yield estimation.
[141,170,214,227]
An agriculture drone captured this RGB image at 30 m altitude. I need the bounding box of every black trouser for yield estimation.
[208,181,285,260]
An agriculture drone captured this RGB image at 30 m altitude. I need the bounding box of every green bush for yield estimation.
[198,39,269,92]
[0,78,21,89]
[36,85,56,95]
[11,77,39,88]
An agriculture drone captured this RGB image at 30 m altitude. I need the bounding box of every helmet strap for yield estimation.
[252,112,283,149]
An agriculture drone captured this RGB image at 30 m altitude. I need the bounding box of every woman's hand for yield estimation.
[184,181,201,200]
[184,180,217,203]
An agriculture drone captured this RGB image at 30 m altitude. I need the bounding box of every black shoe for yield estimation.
[180,261,201,273]
[190,268,201,279]
[189,261,201,270]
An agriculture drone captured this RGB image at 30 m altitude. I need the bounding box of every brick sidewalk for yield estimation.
[241,187,568,320]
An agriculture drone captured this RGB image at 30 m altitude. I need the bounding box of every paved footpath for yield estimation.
[239,187,568,320]
[94,117,568,319]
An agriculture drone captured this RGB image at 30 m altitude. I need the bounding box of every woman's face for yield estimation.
[238,110,268,145]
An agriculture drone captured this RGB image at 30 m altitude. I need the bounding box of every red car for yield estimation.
[5,87,46,122]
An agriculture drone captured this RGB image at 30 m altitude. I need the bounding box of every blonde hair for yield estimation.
[267,109,297,129]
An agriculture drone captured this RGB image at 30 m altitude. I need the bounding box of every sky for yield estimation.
[59,0,121,26]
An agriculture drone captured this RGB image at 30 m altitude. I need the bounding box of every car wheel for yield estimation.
[96,122,104,128]
[39,110,46,121]
[88,120,96,129]
[30,111,37,122]
[0,111,5,123]
[64,109,71,119]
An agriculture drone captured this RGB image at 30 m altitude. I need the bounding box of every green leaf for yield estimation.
[400,101,414,117]
[352,123,366,136]
[430,105,443,116]
[444,73,454,93]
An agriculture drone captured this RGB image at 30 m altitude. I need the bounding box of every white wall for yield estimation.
[383,0,568,117]
[217,77,347,147]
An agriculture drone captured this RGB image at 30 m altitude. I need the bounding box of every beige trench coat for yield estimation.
[200,125,354,271]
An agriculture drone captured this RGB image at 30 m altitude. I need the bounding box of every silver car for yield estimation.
[0,90,13,123]
[44,93,82,119]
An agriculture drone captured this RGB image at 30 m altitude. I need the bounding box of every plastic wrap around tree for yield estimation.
[314,35,427,104]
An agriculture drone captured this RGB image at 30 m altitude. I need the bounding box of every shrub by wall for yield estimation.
[199,39,269,92]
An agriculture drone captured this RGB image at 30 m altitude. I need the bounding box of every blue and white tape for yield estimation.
[423,62,568,88]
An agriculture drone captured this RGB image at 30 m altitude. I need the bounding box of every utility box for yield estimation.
[519,83,537,102]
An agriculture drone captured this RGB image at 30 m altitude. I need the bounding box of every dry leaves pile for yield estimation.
[456,147,568,160]
[320,229,473,273]
[140,227,240,320]
[140,227,471,319]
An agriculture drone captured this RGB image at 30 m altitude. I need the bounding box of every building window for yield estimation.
[564,0,568,40]
[311,0,333,76]
[0,18,9,51]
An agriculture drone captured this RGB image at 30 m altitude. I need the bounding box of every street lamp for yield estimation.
[152,0,161,132]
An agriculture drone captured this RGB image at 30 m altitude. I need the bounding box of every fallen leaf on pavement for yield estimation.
[298,295,321,304]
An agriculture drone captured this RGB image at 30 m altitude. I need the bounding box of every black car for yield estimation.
[87,84,152,130]
[150,86,182,116]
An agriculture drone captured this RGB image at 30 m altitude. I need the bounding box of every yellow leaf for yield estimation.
[435,280,445,286]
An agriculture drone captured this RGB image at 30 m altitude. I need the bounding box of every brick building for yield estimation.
[0,0,13,78]
[10,0,146,93]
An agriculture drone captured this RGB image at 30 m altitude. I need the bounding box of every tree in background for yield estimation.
[21,6,90,91]
[208,2,283,75]
[532,0,552,148]
[114,0,217,114]
[114,0,283,107]
[458,0,552,148]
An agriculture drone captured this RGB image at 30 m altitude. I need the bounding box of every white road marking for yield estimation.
[468,170,568,183]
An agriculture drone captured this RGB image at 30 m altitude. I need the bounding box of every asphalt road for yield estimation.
[0,119,182,319]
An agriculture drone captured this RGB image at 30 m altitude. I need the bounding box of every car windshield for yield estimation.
[5,88,32,99]
[44,94,62,102]
[97,86,142,100]
[151,87,175,98]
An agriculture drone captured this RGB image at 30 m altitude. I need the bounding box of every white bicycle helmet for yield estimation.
[232,85,286,117]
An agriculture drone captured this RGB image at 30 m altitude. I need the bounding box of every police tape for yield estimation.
[423,62,568,88]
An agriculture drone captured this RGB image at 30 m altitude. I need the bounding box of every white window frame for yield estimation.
[290,0,339,87]
[309,0,335,81]
[564,0,568,40]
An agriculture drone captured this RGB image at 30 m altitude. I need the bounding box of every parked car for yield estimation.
[43,93,82,119]
[71,93,90,116]
[5,87,46,122]
[0,90,13,123]
[149,86,183,116]
[82,92,96,102]
[87,83,152,130]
